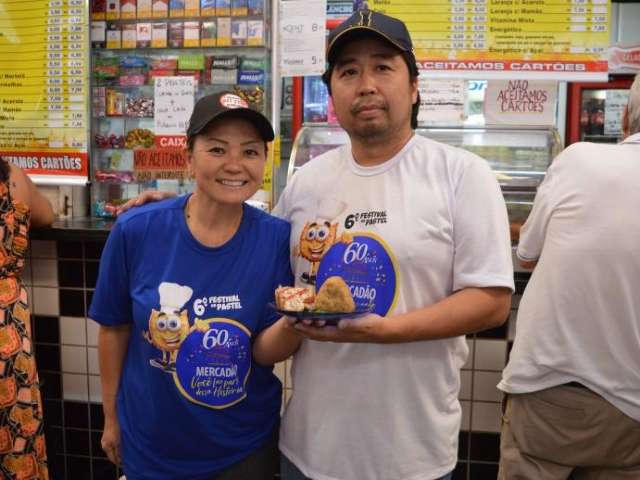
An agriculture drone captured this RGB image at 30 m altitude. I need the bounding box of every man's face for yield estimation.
[329,36,418,142]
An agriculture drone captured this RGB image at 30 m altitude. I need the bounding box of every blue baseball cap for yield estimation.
[326,9,416,71]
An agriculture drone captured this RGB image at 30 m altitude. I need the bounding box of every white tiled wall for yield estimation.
[32,286,60,316]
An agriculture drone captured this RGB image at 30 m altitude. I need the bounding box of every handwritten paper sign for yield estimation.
[279,0,326,77]
[134,149,189,181]
[604,89,629,136]
[484,80,557,126]
[154,76,195,135]
[417,78,466,125]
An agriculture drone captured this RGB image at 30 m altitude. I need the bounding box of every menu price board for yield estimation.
[369,0,610,81]
[0,0,90,184]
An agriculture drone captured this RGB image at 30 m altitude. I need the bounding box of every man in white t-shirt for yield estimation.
[497,74,640,480]
[118,10,514,480]
[253,10,514,480]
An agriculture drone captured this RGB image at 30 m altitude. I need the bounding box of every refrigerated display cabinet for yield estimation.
[566,76,635,146]
[286,125,562,244]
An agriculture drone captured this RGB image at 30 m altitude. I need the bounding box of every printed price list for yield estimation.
[0,0,88,150]
[370,0,610,79]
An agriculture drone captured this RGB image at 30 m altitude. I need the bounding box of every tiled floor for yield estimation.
[28,239,529,479]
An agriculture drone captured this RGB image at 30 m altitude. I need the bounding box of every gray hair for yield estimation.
[628,74,640,135]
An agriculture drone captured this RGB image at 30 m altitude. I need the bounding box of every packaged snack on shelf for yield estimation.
[152,58,178,70]
[106,0,120,20]
[106,23,122,49]
[216,0,231,16]
[247,0,263,16]
[217,17,231,46]
[184,21,200,47]
[106,89,126,116]
[178,53,205,70]
[94,200,119,217]
[152,22,168,48]
[137,0,152,18]
[238,69,264,86]
[247,20,264,46]
[149,69,176,81]
[136,22,152,47]
[185,0,200,16]
[210,54,238,84]
[121,0,137,19]
[201,0,215,16]
[177,70,202,84]
[153,0,169,18]
[170,0,185,17]
[92,0,107,20]
[119,73,147,86]
[240,56,264,70]
[101,148,134,170]
[231,19,247,46]
[169,22,184,48]
[95,169,136,183]
[120,56,148,69]
[212,55,238,69]
[203,56,213,83]
[210,68,237,85]
[119,56,148,86]
[234,86,264,110]
[95,118,126,148]
[91,21,107,48]
[125,127,155,149]
[231,0,247,16]
[122,24,137,49]
[93,56,120,85]
[93,87,107,117]
[201,21,217,47]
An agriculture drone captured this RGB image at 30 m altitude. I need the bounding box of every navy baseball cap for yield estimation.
[326,9,416,71]
[186,92,274,142]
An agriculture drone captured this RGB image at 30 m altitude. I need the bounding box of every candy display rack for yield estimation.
[89,0,272,216]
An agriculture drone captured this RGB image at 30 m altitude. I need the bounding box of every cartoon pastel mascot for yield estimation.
[144,282,193,372]
[296,198,351,285]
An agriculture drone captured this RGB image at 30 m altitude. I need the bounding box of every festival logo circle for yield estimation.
[174,318,251,409]
[316,232,399,316]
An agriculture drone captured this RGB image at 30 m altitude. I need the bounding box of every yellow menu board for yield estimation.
[0,0,89,184]
[370,0,610,80]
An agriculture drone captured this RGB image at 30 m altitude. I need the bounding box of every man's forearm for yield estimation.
[98,324,131,419]
[386,287,512,343]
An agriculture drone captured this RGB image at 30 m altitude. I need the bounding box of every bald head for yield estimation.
[623,74,640,138]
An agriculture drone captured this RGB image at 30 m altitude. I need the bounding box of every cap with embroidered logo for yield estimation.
[186,91,274,142]
[326,9,414,64]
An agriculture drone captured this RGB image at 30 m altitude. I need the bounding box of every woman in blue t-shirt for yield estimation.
[90,92,294,480]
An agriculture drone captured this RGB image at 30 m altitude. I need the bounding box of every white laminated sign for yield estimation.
[279,0,326,77]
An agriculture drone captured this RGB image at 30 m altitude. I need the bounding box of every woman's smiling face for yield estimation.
[188,116,267,206]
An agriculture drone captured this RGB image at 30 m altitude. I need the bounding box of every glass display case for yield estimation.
[286,125,562,244]
[89,0,272,216]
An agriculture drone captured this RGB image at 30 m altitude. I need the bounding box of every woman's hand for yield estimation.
[101,416,122,465]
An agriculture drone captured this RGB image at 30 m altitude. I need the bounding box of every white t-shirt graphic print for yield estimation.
[274,135,514,480]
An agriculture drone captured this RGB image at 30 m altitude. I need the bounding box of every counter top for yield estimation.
[31,216,114,241]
